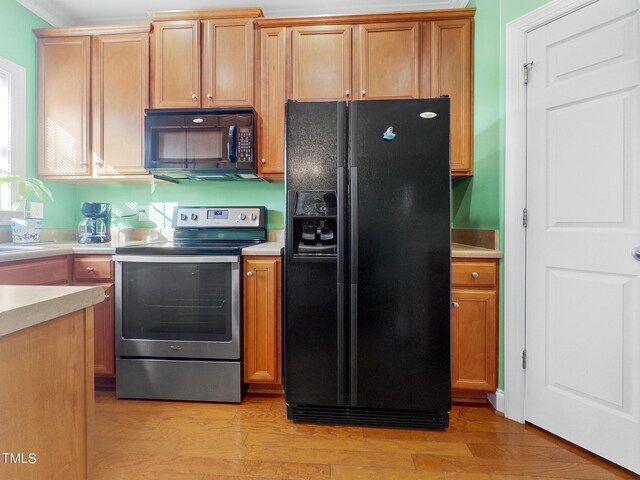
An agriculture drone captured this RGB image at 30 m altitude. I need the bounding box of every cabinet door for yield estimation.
[356,22,421,100]
[451,288,497,392]
[92,33,149,175]
[152,21,201,108]
[291,25,352,101]
[243,256,281,383]
[37,36,91,177]
[93,284,114,376]
[431,19,473,177]
[257,27,287,177]
[202,18,253,107]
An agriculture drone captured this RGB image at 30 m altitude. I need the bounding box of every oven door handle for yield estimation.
[112,255,240,264]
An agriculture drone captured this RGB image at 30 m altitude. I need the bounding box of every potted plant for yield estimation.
[0,174,53,243]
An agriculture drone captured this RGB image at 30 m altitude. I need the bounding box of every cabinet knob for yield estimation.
[261,158,267,165]
[104,294,110,300]
[452,302,460,308]
[361,89,367,96]
[471,272,479,279]
[207,93,213,99]
[345,90,350,96]
[192,93,198,100]
[85,267,94,272]
[247,271,253,277]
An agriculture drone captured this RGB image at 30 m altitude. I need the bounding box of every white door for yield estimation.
[525,0,640,473]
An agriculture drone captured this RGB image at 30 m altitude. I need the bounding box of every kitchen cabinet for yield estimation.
[37,35,91,177]
[355,22,424,100]
[0,255,72,285]
[451,258,498,395]
[34,25,152,181]
[255,9,474,178]
[151,10,261,108]
[73,255,115,379]
[431,19,474,177]
[255,27,287,178]
[243,256,281,385]
[290,25,352,101]
[92,32,149,175]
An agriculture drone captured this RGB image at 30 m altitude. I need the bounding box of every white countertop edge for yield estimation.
[0,285,106,338]
[242,242,284,256]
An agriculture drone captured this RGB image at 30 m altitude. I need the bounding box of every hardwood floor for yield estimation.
[94,392,636,479]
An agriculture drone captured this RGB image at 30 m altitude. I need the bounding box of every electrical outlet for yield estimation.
[30,202,44,219]
[138,206,149,222]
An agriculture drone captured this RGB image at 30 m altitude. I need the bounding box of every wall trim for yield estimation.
[504,0,601,424]
[488,389,505,414]
[15,0,73,27]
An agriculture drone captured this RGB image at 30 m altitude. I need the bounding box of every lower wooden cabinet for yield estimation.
[243,256,282,384]
[73,254,115,379]
[451,258,499,396]
[0,255,72,285]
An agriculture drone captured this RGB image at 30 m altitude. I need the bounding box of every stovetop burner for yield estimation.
[115,206,267,256]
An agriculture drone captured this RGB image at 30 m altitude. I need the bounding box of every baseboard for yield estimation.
[488,389,505,414]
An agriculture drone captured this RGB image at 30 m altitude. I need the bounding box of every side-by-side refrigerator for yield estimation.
[283,98,452,430]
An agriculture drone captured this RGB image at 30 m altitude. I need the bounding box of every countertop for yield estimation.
[452,242,502,259]
[0,284,106,337]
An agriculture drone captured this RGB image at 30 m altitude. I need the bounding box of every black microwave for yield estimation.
[144,108,259,182]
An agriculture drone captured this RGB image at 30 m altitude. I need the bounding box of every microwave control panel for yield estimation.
[237,127,252,162]
[173,206,264,228]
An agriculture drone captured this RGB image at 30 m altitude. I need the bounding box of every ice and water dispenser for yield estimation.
[291,191,337,256]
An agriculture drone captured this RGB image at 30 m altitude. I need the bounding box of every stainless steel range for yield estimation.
[113,206,266,403]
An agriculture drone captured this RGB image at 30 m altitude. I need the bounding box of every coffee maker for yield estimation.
[78,202,111,243]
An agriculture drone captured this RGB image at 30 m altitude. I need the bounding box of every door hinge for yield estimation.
[524,61,534,85]
[523,208,528,228]
[522,350,527,369]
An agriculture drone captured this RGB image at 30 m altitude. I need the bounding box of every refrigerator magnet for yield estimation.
[382,127,396,141]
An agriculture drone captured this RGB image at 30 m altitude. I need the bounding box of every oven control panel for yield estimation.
[173,206,265,228]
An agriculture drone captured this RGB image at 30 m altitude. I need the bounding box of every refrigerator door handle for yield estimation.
[349,166,358,405]
[337,165,346,405]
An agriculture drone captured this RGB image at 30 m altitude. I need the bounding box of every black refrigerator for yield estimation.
[283,98,451,430]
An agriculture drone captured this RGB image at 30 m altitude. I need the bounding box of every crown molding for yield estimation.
[15,0,469,27]
[16,0,73,26]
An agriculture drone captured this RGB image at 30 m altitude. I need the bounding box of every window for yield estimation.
[0,56,26,224]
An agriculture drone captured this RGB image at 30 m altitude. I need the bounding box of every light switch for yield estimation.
[30,202,44,219]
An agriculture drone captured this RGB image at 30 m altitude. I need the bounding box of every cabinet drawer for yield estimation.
[73,255,114,281]
[0,255,71,285]
[452,261,497,287]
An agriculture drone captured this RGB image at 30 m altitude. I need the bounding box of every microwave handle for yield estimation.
[228,126,238,162]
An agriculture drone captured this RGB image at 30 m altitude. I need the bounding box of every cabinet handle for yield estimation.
[361,89,367,96]
[247,271,253,277]
[345,90,350,96]
[104,294,110,300]
[192,93,198,100]
[85,267,94,272]
[261,158,267,165]
[207,93,213,99]
[452,302,459,308]
[471,272,479,279]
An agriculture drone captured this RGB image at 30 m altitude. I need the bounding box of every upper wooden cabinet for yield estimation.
[256,27,288,177]
[152,21,201,108]
[355,22,423,100]
[35,25,152,181]
[290,25,352,101]
[431,19,474,177]
[37,36,91,177]
[150,9,261,108]
[255,9,475,179]
[92,32,149,175]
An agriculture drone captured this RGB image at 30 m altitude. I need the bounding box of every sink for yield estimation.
[0,245,46,251]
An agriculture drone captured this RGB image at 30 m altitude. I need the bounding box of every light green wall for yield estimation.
[458,0,553,389]
[0,0,77,229]
[75,181,285,230]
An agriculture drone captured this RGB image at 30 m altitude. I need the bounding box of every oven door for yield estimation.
[114,255,240,360]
